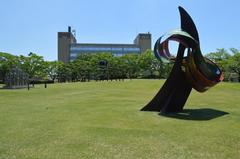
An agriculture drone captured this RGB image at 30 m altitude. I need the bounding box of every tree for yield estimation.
[0,52,19,83]
[19,52,46,79]
[44,61,61,81]
[91,53,113,81]
[228,48,240,82]
[121,54,140,79]
[138,50,159,78]
[109,56,127,80]
[72,59,92,82]
[205,48,231,81]
[57,62,71,82]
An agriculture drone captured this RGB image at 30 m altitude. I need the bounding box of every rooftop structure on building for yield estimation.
[58,26,151,63]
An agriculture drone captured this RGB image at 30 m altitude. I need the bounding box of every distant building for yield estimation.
[58,26,151,63]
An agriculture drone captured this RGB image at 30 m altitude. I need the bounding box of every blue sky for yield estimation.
[0,0,239,61]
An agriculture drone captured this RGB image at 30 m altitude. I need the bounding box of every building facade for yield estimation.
[58,27,151,63]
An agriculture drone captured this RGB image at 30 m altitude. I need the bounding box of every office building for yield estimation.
[58,27,151,63]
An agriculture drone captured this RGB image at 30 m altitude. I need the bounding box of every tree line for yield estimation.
[0,48,239,83]
[206,48,240,82]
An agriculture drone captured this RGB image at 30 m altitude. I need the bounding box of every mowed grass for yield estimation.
[0,79,239,159]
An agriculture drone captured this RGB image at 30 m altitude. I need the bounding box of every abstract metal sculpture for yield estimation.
[141,6,223,113]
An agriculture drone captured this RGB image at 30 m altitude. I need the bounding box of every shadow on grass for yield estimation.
[160,108,229,121]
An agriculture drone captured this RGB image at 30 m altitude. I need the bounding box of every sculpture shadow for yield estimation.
[160,108,229,121]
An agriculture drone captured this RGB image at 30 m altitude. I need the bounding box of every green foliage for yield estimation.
[205,48,230,72]
[59,51,171,82]
[19,52,46,79]
[205,48,240,82]
[0,52,19,82]
[228,48,240,73]
[121,54,140,79]
[57,61,71,82]
[1,48,240,83]
[138,49,155,77]
[44,61,62,81]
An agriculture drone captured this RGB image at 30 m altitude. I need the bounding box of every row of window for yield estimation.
[70,50,140,55]
[70,52,138,58]
[70,46,140,52]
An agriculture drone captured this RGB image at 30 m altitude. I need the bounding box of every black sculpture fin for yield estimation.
[141,6,196,113]
[179,6,199,42]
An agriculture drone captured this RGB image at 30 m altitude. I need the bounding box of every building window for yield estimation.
[123,47,140,52]
[70,47,112,51]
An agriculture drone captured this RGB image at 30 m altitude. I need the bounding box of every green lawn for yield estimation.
[0,80,239,159]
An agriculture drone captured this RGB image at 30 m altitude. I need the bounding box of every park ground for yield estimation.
[0,79,239,159]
